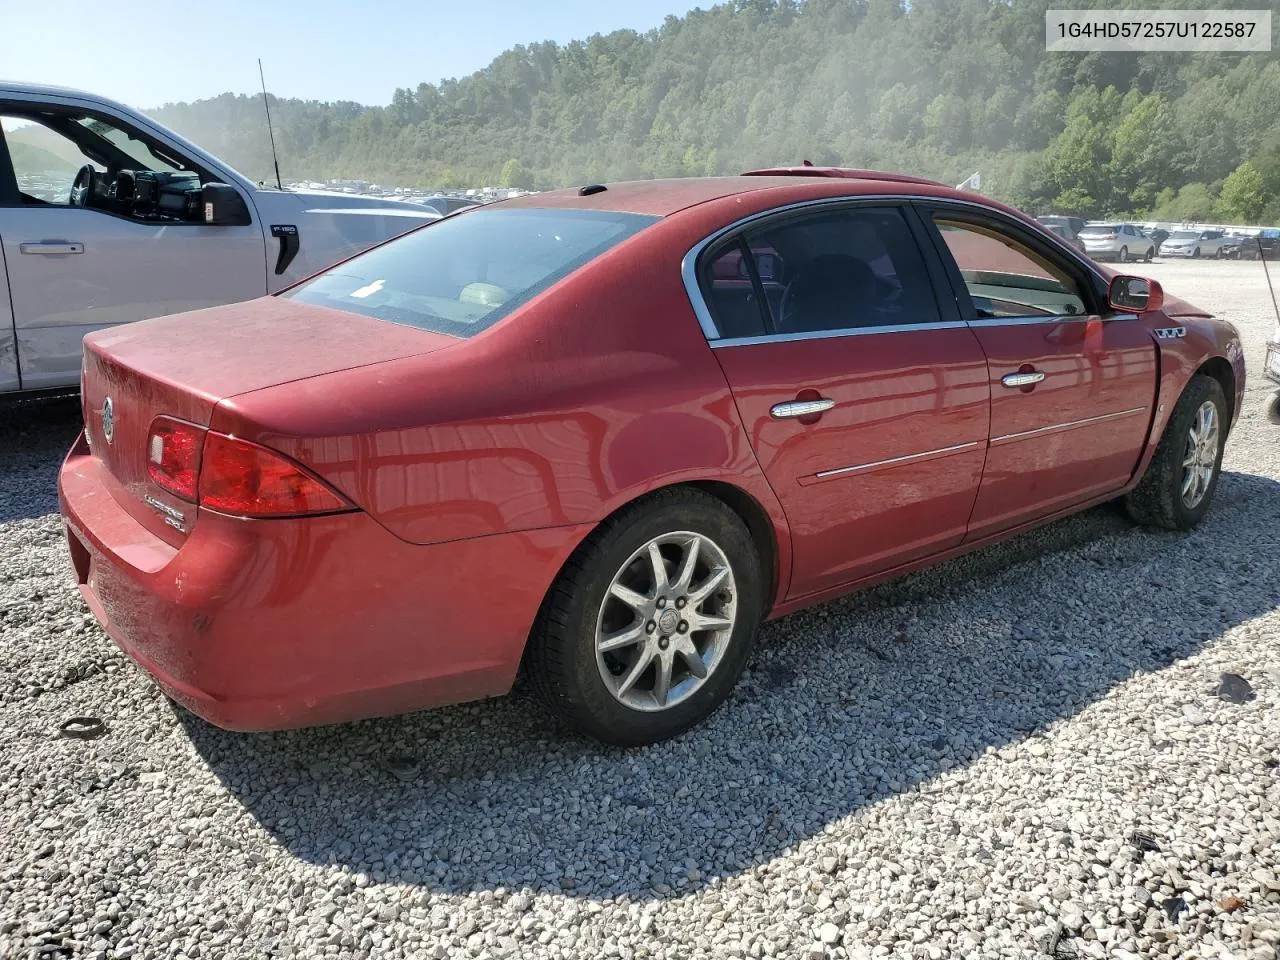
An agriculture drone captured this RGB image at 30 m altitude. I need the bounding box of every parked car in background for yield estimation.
[0,82,440,395]
[1220,234,1246,259]
[1159,229,1232,258]
[1037,214,1087,237]
[59,166,1244,745]
[1077,223,1155,262]
[1044,223,1087,254]
[1240,229,1280,261]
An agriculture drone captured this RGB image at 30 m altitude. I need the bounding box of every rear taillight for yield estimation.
[147,418,205,501]
[146,419,351,518]
[198,432,351,518]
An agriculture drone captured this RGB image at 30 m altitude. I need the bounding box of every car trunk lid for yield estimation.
[80,298,456,546]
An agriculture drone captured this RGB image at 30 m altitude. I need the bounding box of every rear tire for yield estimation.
[1125,375,1227,531]
[525,488,763,746]
[1145,247,1154,262]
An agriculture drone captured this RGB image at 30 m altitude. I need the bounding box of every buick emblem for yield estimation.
[100,396,115,445]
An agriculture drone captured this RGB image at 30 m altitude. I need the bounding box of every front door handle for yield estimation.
[20,242,84,255]
[1001,371,1045,388]
[770,398,835,419]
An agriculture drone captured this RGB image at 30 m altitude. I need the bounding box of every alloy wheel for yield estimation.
[1181,400,1219,508]
[595,531,737,712]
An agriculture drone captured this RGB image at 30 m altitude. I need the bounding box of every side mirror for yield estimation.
[1108,275,1164,313]
[200,183,250,226]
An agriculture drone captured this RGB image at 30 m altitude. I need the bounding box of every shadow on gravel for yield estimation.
[166,469,1278,902]
[0,396,82,522]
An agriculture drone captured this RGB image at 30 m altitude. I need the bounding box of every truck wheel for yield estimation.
[526,488,763,746]
[1125,375,1227,531]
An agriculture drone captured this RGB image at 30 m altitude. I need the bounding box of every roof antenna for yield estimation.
[258,58,284,191]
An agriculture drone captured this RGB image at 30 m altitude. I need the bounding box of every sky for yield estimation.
[0,0,705,109]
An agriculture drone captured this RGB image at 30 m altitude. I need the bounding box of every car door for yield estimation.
[695,201,991,600]
[917,204,1159,540]
[0,104,266,391]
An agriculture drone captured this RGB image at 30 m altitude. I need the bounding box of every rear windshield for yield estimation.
[1078,225,1118,235]
[285,207,657,337]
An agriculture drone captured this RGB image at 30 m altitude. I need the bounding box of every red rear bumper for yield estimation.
[58,433,589,731]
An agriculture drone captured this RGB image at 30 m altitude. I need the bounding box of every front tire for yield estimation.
[1193,247,1201,259]
[525,488,763,746]
[1125,375,1227,531]
[1118,246,1129,263]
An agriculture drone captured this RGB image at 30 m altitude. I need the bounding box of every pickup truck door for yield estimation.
[0,107,266,391]
[0,225,17,393]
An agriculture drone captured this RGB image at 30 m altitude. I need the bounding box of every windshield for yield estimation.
[1169,231,1198,239]
[1078,225,1118,235]
[285,207,657,337]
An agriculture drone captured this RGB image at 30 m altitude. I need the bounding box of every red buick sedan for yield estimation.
[59,168,1245,745]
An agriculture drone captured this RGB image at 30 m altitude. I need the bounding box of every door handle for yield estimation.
[1000,371,1045,388]
[20,242,84,255]
[770,398,835,419]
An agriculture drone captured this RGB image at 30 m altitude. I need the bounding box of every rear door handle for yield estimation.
[20,242,84,255]
[770,398,835,419]
[1000,371,1045,388]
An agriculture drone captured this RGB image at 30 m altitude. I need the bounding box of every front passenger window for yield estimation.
[934,219,1087,319]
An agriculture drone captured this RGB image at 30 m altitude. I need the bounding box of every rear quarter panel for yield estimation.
[212,200,810,605]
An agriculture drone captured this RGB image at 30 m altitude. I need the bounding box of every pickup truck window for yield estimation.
[1,115,102,204]
[286,207,657,338]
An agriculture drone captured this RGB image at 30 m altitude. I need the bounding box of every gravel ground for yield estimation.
[1,259,1277,960]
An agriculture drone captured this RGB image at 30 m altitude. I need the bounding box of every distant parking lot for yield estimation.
[1,259,1277,960]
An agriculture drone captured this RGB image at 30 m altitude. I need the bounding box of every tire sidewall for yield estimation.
[1166,377,1227,528]
[556,497,763,745]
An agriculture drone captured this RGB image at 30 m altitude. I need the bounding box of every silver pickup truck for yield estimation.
[0,82,440,395]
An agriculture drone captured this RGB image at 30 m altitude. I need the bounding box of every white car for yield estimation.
[0,82,441,395]
[1075,223,1155,262]
[1159,229,1232,259]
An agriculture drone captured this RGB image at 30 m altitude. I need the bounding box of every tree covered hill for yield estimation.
[150,0,1280,223]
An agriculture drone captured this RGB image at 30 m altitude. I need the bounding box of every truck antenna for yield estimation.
[258,58,284,191]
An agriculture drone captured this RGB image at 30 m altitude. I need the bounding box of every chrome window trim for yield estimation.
[709,320,968,348]
[813,440,981,480]
[966,312,1138,328]
[680,193,1117,345]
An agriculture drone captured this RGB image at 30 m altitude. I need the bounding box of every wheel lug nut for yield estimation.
[658,637,669,650]
[677,621,688,633]
[675,597,686,609]
[645,621,656,634]
[656,597,666,609]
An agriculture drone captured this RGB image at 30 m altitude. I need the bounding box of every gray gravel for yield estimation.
[1,259,1278,960]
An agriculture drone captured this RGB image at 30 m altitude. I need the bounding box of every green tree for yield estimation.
[1214,162,1268,223]
[499,158,531,189]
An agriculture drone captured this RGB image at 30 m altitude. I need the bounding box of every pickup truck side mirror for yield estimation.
[201,183,251,226]
[1108,275,1164,313]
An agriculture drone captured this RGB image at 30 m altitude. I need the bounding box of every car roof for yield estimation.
[499,173,966,218]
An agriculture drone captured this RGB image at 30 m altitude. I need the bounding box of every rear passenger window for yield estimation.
[746,207,940,334]
[698,206,942,339]
[701,243,769,339]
